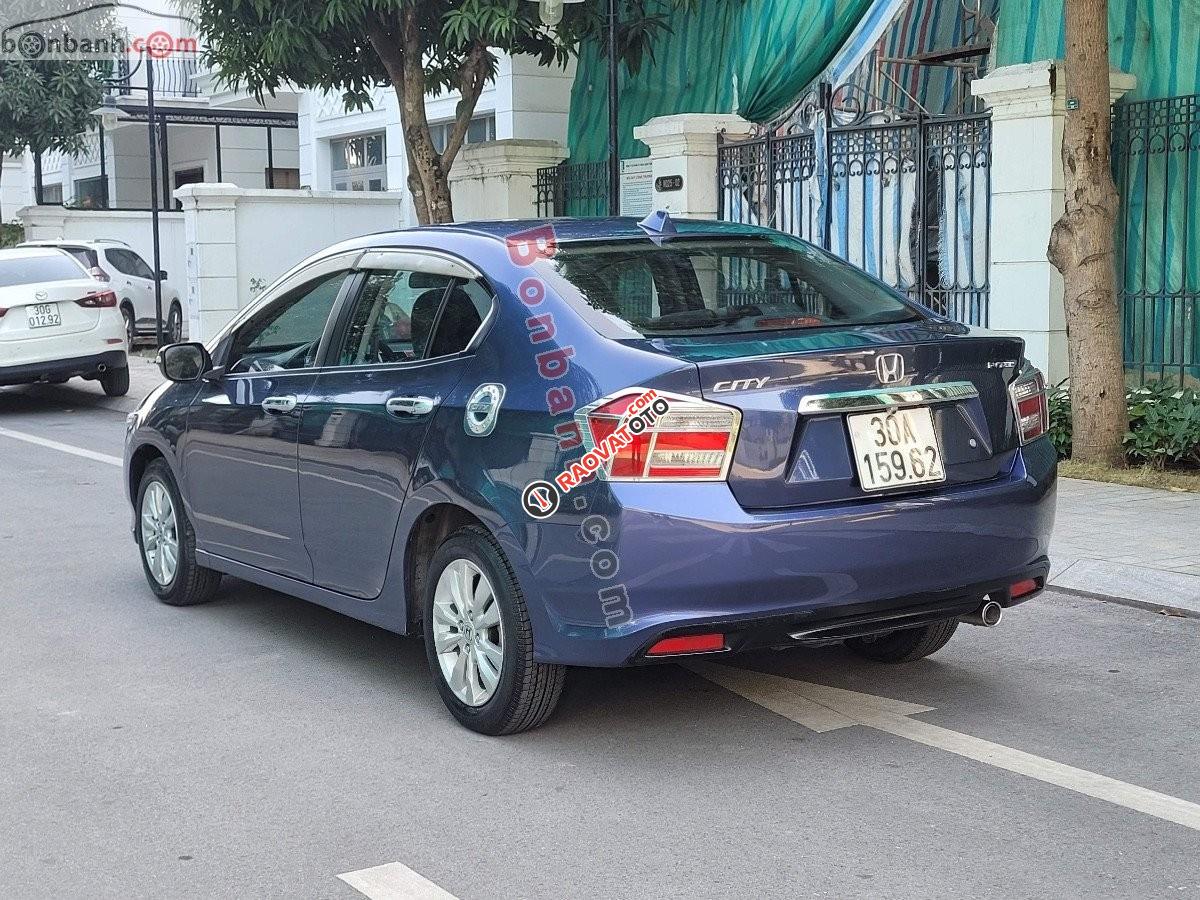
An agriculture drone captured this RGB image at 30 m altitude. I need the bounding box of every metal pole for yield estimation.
[160,119,170,209]
[266,126,274,188]
[98,122,109,209]
[606,0,619,216]
[214,124,223,181]
[33,153,44,205]
[145,57,164,346]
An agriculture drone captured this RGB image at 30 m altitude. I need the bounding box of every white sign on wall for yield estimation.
[619,158,653,217]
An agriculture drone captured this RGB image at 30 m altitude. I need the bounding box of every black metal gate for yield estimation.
[718,83,992,326]
[1112,93,1200,388]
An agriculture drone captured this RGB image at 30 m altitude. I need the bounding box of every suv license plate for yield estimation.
[27,303,61,329]
[847,407,946,491]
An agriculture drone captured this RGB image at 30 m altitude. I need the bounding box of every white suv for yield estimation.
[20,239,184,345]
[0,246,129,396]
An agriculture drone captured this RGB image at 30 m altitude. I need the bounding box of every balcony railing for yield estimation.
[116,52,202,98]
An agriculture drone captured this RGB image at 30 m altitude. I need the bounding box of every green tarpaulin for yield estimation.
[565,0,874,163]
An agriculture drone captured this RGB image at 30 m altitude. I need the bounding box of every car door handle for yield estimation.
[385,395,437,417]
[261,395,298,415]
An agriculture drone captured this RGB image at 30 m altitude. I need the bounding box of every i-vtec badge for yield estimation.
[712,376,770,393]
[986,360,1017,369]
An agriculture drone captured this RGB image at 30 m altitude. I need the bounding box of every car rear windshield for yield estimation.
[0,254,86,288]
[539,235,921,338]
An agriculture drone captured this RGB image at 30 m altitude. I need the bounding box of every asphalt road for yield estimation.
[2,378,1198,899]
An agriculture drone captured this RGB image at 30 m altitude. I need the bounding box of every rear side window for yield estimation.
[0,253,86,287]
[539,235,920,338]
[336,271,491,365]
[64,247,99,268]
[106,248,154,279]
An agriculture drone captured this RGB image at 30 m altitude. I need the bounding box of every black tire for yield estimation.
[100,365,130,397]
[844,618,959,663]
[423,525,566,735]
[121,305,136,346]
[135,459,221,606]
[167,302,183,343]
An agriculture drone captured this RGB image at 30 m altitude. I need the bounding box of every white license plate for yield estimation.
[27,303,61,329]
[847,407,946,491]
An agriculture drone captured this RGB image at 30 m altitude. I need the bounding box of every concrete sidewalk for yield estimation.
[1050,477,1200,616]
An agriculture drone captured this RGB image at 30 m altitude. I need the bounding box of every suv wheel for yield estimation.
[100,366,130,397]
[844,619,959,663]
[423,526,565,735]
[136,459,221,606]
[167,302,183,343]
[121,305,136,346]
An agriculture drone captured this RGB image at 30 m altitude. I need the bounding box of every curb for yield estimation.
[1049,558,1200,620]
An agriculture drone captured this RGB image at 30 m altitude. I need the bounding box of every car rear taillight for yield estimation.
[1008,364,1049,444]
[578,389,741,481]
[0,308,7,318]
[75,290,118,308]
[87,266,110,282]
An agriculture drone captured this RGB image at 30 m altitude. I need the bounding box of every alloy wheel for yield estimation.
[431,558,504,707]
[140,480,179,585]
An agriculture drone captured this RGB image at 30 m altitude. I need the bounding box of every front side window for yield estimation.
[336,271,492,366]
[330,133,387,192]
[539,235,921,339]
[227,271,348,373]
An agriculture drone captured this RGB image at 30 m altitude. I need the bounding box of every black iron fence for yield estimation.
[1112,93,1200,388]
[117,52,202,98]
[718,86,991,326]
[535,159,610,217]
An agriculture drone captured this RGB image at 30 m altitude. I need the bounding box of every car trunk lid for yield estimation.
[649,324,1024,509]
[0,279,105,341]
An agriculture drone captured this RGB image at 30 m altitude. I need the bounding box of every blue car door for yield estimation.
[182,267,353,581]
[296,251,494,599]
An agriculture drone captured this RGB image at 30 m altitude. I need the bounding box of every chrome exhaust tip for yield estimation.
[959,599,1003,628]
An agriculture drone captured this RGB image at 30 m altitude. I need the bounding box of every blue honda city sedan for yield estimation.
[124,216,1056,734]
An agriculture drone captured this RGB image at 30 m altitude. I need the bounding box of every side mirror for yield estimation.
[157,342,211,382]
[158,269,168,281]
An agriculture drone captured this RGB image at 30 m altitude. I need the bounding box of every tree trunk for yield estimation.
[366,12,490,225]
[1046,0,1127,466]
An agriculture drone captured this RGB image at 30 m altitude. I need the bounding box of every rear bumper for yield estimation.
[517,438,1057,667]
[0,350,127,386]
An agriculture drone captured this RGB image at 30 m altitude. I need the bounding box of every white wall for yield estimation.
[1,156,32,223]
[175,184,406,340]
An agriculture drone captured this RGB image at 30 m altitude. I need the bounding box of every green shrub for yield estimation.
[1048,380,1200,469]
[0,223,24,248]
[1047,381,1073,459]
[1125,381,1200,469]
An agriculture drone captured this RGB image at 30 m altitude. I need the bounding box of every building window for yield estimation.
[266,167,301,189]
[330,133,386,191]
[40,183,63,205]
[429,115,496,153]
[74,176,106,209]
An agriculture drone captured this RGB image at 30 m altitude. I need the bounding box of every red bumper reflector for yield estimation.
[646,633,725,656]
[1010,578,1039,599]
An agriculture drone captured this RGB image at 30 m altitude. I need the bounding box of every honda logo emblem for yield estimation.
[875,353,905,385]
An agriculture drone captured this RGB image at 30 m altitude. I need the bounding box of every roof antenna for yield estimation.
[637,209,677,245]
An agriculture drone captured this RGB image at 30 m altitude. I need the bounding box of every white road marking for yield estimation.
[338,862,459,900]
[0,426,122,467]
[689,661,1200,833]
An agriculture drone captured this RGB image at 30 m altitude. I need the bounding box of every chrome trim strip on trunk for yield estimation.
[797,381,979,415]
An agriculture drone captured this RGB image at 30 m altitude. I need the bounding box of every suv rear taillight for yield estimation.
[1008,363,1049,444]
[75,290,117,308]
[578,389,741,481]
[87,266,110,282]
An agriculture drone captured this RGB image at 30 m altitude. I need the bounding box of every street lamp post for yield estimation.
[528,0,617,215]
[93,54,166,347]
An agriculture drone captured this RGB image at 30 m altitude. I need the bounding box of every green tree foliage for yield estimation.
[0,60,104,218]
[192,0,693,222]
